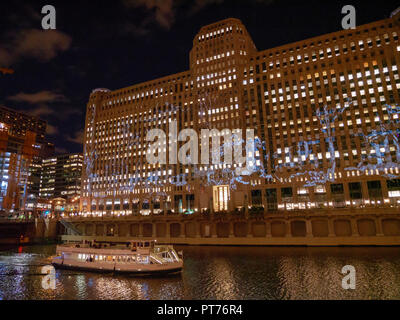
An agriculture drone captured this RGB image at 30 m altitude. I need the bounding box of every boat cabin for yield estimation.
[130,240,156,254]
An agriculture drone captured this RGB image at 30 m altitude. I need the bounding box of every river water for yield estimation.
[0,245,399,300]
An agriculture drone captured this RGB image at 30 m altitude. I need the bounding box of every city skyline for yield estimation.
[1,1,400,304]
[1,0,399,155]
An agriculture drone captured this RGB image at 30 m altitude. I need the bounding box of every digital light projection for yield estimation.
[78,10,400,218]
[271,101,400,187]
[272,99,353,187]
[84,89,264,213]
[84,101,188,213]
[84,96,400,211]
[192,91,265,190]
[195,135,270,190]
[346,103,400,179]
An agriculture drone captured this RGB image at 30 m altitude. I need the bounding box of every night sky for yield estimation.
[1,0,399,154]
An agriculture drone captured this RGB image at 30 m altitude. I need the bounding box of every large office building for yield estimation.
[0,106,54,193]
[0,106,55,213]
[0,123,37,213]
[40,153,83,200]
[0,106,46,143]
[26,141,55,201]
[0,107,54,213]
[79,11,400,230]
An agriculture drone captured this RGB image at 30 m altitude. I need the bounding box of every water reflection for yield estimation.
[0,245,399,300]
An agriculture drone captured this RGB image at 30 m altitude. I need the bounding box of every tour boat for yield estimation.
[51,239,183,275]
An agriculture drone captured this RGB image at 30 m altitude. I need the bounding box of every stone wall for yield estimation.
[0,218,59,244]
[62,209,400,246]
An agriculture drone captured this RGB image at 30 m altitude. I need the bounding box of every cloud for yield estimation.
[0,48,13,67]
[124,0,175,29]
[189,0,225,14]
[123,23,151,36]
[6,91,81,123]
[8,91,67,104]
[46,124,58,135]
[122,0,247,30]
[26,105,55,117]
[55,147,68,154]
[0,29,72,67]
[66,129,84,145]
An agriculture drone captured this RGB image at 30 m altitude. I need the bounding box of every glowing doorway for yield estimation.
[213,185,230,212]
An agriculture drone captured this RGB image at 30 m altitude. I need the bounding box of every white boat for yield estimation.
[52,239,183,275]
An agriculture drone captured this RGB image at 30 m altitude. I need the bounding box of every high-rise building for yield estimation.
[26,141,55,200]
[0,123,37,213]
[0,106,46,143]
[40,153,83,200]
[0,106,55,213]
[80,13,400,220]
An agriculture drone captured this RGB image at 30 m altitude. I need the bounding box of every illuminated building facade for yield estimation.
[0,123,37,213]
[0,106,46,143]
[0,106,54,202]
[80,12,400,227]
[40,153,83,200]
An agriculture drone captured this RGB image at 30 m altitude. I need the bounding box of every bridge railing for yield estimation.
[0,217,36,224]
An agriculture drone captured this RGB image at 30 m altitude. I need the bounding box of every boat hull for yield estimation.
[52,259,183,275]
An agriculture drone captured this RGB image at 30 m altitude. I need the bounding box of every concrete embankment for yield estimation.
[60,209,400,246]
[0,218,60,245]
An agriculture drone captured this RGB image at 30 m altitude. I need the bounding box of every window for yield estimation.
[349,182,362,200]
[331,183,344,194]
[281,187,293,198]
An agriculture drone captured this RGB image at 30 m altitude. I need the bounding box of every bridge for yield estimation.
[0,218,60,244]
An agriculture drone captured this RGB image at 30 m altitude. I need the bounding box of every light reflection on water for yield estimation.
[0,245,399,300]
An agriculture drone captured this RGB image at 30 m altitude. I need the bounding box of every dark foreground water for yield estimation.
[0,245,399,300]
